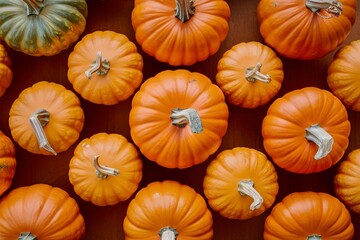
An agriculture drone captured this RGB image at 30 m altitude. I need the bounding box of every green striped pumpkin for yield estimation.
[0,0,88,56]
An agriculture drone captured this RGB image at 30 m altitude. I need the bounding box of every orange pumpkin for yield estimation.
[262,87,350,174]
[0,184,85,239]
[69,132,143,206]
[334,148,360,214]
[0,130,16,197]
[264,191,354,239]
[129,69,229,169]
[203,147,279,220]
[257,0,357,60]
[131,0,230,66]
[216,41,284,108]
[67,31,143,105]
[327,40,360,111]
[123,180,213,239]
[0,43,12,97]
[9,81,85,155]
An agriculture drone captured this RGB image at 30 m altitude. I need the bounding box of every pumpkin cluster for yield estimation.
[0,0,359,239]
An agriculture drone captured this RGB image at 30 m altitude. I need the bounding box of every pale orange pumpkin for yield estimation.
[67,31,143,105]
[0,130,16,197]
[203,147,279,220]
[9,81,85,155]
[69,132,143,206]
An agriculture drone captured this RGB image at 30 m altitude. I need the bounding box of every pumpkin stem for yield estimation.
[170,108,203,133]
[306,0,342,17]
[305,124,333,160]
[308,234,322,240]
[238,179,263,210]
[18,232,37,240]
[174,0,195,23]
[245,63,271,83]
[159,226,178,240]
[23,0,45,15]
[93,155,120,179]
[29,109,57,156]
[85,51,110,79]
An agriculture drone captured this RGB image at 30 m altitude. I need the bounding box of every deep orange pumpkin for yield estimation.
[264,191,354,239]
[123,180,213,239]
[0,130,16,197]
[131,0,230,66]
[0,43,12,97]
[129,69,229,169]
[257,0,357,60]
[262,87,350,173]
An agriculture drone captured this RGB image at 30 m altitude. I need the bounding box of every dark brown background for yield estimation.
[0,0,360,239]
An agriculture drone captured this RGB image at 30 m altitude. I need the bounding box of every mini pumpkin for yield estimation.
[0,130,16,197]
[262,87,350,174]
[0,43,12,97]
[131,0,230,66]
[327,40,360,111]
[67,31,143,105]
[216,41,284,108]
[123,180,213,239]
[69,132,143,206]
[0,184,85,239]
[257,0,357,60]
[203,147,279,220]
[129,69,229,169]
[0,0,88,56]
[9,81,85,155]
[334,148,360,214]
[264,191,354,239]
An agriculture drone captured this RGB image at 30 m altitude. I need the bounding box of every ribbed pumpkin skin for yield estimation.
[216,41,284,108]
[0,130,16,197]
[0,0,88,56]
[0,43,12,97]
[257,0,357,60]
[9,81,85,155]
[0,184,85,239]
[203,147,279,220]
[129,69,229,169]
[67,31,143,105]
[123,180,213,240]
[327,40,360,111]
[262,87,350,174]
[334,149,360,214]
[69,133,143,206]
[264,192,354,240]
[131,0,230,66]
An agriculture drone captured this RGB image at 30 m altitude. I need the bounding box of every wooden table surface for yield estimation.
[0,0,360,239]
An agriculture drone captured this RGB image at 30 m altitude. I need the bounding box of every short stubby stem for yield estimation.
[23,0,45,15]
[159,226,178,240]
[170,108,203,134]
[238,179,263,210]
[93,155,120,179]
[306,0,342,17]
[85,51,110,79]
[19,232,37,240]
[29,109,57,155]
[174,0,195,23]
[245,62,271,83]
[308,234,322,240]
[305,124,333,160]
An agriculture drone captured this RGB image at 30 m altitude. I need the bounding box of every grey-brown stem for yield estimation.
[93,155,120,179]
[85,51,110,79]
[23,0,44,15]
[170,108,203,133]
[18,232,37,240]
[159,226,178,240]
[306,0,342,17]
[245,63,271,83]
[238,179,263,210]
[305,124,333,160]
[174,0,195,22]
[29,109,57,156]
[308,234,322,240]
